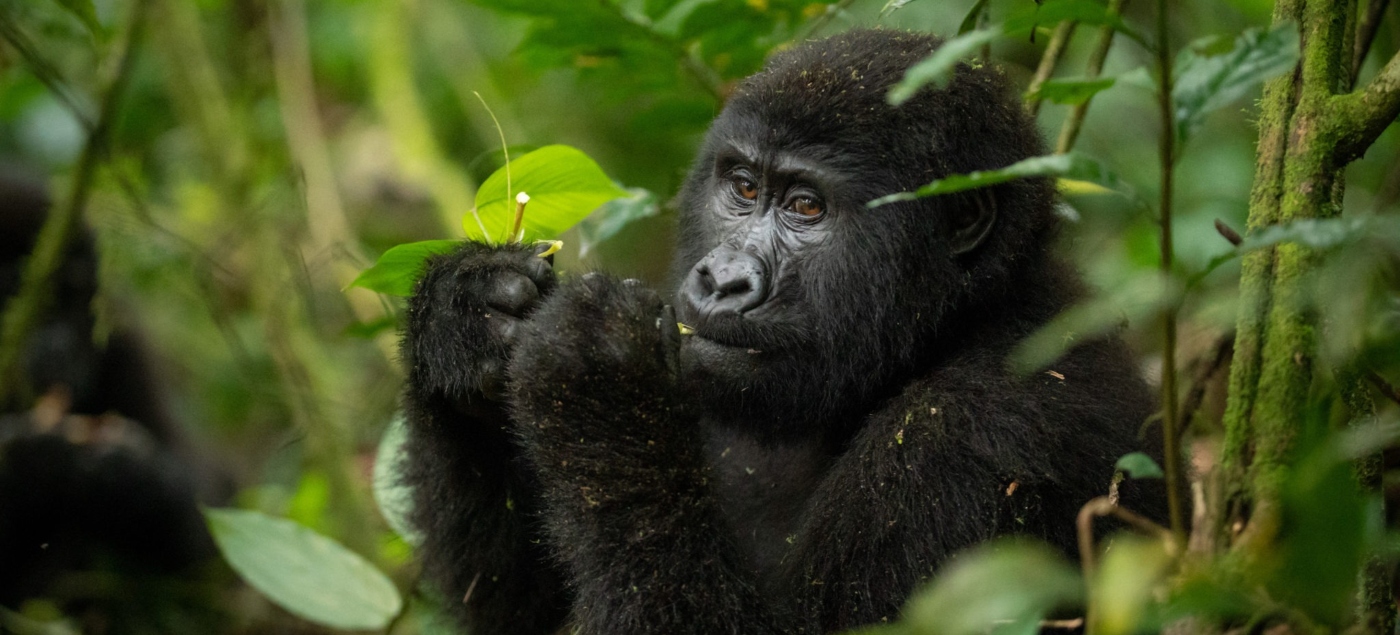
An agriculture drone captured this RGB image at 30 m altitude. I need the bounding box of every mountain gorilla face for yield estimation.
[672,32,1019,435]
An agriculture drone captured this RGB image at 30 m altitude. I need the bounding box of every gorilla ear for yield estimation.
[948,191,997,256]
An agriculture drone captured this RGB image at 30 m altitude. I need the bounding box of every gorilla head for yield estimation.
[674,29,1059,437]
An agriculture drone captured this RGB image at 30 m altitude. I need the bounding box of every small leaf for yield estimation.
[1029,77,1116,105]
[1114,452,1164,479]
[204,508,403,630]
[956,0,990,34]
[579,187,660,257]
[374,415,423,546]
[902,540,1082,635]
[469,145,629,244]
[348,240,459,297]
[1173,22,1300,144]
[888,28,1000,104]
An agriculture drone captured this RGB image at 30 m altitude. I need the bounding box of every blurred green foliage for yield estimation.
[2,0,1400,631]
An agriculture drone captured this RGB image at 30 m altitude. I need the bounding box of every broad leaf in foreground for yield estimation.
[467,145,629,244]
[348,239,459,297]
[1173,22,1300,144]
[204,508,403,630]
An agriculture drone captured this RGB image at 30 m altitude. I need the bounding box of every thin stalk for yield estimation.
[1055,0,1127,153]
[0,0,146,408]
[1155,0,1185,542]
[1026,21,1080,116]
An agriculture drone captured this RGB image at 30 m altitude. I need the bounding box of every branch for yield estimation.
[1055,0,1128,153]
[1331,48,1400,164]
[1026,20,1079,117]
[0,0,146,408]
[1353,0,1391,83]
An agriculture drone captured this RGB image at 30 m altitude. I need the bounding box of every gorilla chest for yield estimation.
[703,428,831,577]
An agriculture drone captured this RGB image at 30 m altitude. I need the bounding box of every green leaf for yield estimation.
[1172,22,1300,144]
[204,508,403,630]
[579,187,661,257]
[374,414,423,546]
[1236,216,1381,252]
[1114,452,1164,479]
[469,145,629,244]
[1029,77,1116,105]
[1091,536,1172,635]
[955,0,990,34]
[866,153,1137,208]
[888,0,1145,104]
[902,540,1082,635]
[348,240,460,297]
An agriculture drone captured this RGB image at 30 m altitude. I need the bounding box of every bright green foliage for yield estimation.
[466,144,628,244]
[1029,77,1117,105]
[203,508,403,631]
[1091,537,1172,635]
[1114,452,1165,479]
[348,239,460,297]
[1173,22,1300,145]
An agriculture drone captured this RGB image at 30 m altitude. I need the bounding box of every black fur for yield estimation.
[400,29,1162,635]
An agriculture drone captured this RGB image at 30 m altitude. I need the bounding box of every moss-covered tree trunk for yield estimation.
[1223,0,1400,631]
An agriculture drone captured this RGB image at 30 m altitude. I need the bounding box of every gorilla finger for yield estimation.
[484,272,540,316]
[490,315,523,345]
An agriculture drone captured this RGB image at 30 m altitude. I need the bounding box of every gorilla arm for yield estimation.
[509,274,784,635]
[399,243,567,635]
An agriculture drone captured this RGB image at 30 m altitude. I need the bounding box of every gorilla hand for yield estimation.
[403,241,556,407]
[509,273,688,494]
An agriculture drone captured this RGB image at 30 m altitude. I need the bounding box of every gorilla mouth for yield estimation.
[679,308,807,353]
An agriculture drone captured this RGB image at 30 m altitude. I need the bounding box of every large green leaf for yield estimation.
[1091,536,1172,635]
[1172,22,1299,144]
[204,508,403,630]
[866,153,1136,209]
[902,540,1082,635]
[348,239,459,297]
[467,145,629,244]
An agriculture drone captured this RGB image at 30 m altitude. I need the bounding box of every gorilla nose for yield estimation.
[685,249,769,316]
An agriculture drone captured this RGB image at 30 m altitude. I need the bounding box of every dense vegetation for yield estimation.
[1,0,1399,633]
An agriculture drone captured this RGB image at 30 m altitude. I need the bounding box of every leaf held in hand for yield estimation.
[467,145,628,244]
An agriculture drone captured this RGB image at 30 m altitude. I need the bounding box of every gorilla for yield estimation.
[0,171,222,625]
[401,28,1162,635]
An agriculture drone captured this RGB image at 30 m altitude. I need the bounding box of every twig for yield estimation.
[1331,48,1400,164]
[1368,370,1400,406]
[1076,496,1177,579]
[0,12,95,129]
[1055,0,1127,154]
[1353,0,1392,83]
[1026,20,1080,116]
[1154,0,1185,544]
[0,0,147,408]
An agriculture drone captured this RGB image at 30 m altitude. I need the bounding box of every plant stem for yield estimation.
[0,0,146,409]
[1155,0,1185,543]
[1055,0,1127,154]
[1026,21,1079,116]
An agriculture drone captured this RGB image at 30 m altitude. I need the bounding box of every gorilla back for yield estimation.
[400,28,1162,635]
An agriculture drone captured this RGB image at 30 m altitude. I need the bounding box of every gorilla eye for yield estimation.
[791,196,823,217]
[732,177,759,201]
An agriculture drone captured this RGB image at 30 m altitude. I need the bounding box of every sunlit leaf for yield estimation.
[1091,536,1172,635]
[1029,77,1116,105]
[204,508,403,630]
[1173,22,1300,144]
[1114,452,1164,479]
[374,415,423,546]
[867,153,1137,208]
[348,240,460,297]
[470,145,629,244]
[902,540,1082,635]
[579,187,661,257]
